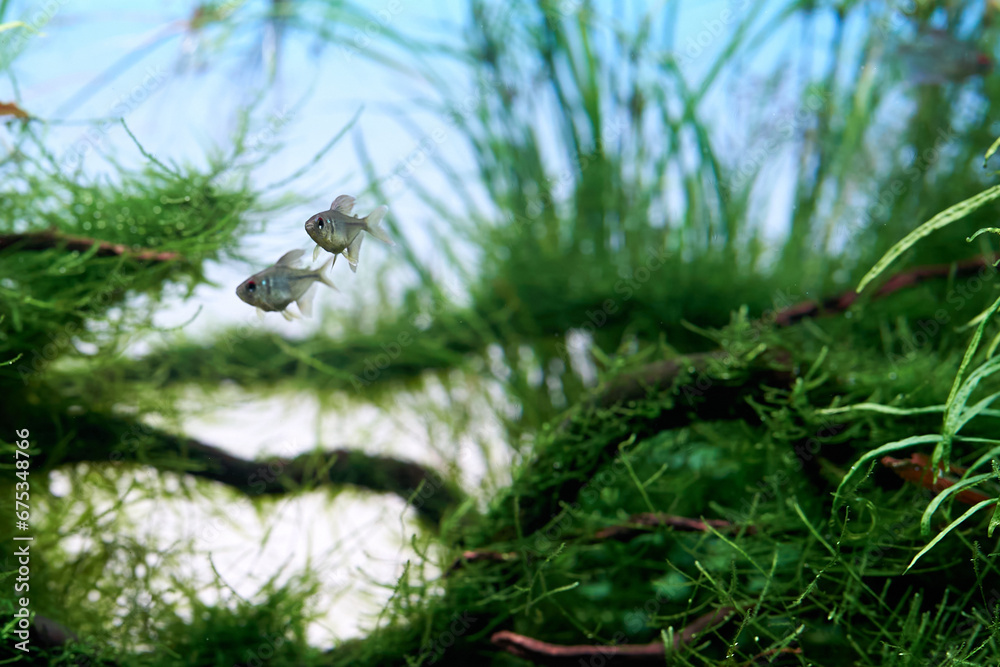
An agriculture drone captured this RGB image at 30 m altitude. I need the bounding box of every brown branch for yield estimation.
[490,607,736,666]
[881,452,996,507]
[176,439,461,522]
[0,230,180,262]
[593,512,756,540]
[444,549,518,576]
[774,254,997,326]
[447,514,754,576]
[23,409,462,524]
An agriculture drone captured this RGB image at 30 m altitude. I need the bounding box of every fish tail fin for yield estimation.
[316,256,339,291]
[364,205,394,246]
[345,232,364,273]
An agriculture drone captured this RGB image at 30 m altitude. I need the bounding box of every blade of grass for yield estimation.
[905,499,996,574]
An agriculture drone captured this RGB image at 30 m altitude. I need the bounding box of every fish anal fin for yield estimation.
[345,232,364,273]
[297,284,316,318]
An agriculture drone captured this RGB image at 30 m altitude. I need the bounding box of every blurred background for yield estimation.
[3,0,1000,663]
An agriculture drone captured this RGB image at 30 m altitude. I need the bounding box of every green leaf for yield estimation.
[905,499,996,573]
[951,390,1000,438]
[818,403,946,417]
[833,435,943,509]
[919,472,996,537]
[986,137,1000,167]
[936,296,1000,473]
[0,20,28,34]
[856,184,1000,294]
[990,460,1000,538]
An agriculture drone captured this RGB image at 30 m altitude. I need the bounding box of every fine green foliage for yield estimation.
[7,1,1000,666]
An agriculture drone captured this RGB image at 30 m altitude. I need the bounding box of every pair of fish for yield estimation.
[236,195,393,320]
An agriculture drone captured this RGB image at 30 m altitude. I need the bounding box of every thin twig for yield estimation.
[775,254,997,326]
[0,230,179,262]
[593,512,756,540]
[490,606,737,666]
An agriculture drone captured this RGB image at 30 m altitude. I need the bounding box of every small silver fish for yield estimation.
[236,249,336,321]
[893,29,992,85]
[304,194,394,272]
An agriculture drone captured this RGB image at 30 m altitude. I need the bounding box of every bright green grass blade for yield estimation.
[935,296,1000,472]
[986,137,1000,167]
[964,447,1000,478]
[818,403,946,416]
[967,227,1000,243]
[990,461,1000,538]
[856,184,1000,294]
[905,499,996,573]
[919,472,996,537]
[833,435,943,509]
[0,20,27,33]
[952,390,1000,438]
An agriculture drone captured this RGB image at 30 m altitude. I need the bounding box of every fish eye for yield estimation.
[247,281,256,293]
[316,218,324,229]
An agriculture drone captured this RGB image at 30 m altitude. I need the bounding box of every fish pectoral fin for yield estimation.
[312,245,322,262]
[297,285,316,318]
[281,308,296,321]
[276,249,306,267]
[331,194,355,214]
[345,232,364,273]
[256,307,266,320]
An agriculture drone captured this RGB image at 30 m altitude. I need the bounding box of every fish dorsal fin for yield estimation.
[331,195,355,214]
[275,249,305,267]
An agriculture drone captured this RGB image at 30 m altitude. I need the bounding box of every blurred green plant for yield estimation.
[5,0,1000,665]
